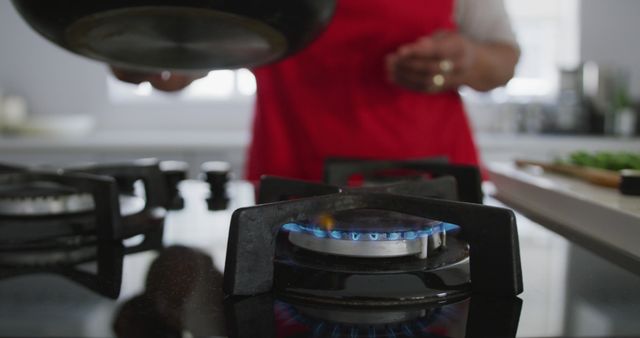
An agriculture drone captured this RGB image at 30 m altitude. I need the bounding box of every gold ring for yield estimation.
[439,59,454,73]
[432,74,446,89]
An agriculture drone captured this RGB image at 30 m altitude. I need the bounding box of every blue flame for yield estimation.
[402,324,415,336]
[350,327,359,338]
[369,326,377,338]
[417,228,434,237]
[441,222,461,232]
[404,231,418,240]
[388,232,401,240]
[331,325,341,337]
[281,220,462,243]
[313,322,325,337]
[386,327,397,338]
[282,223,302,233]
[313,228,327,238]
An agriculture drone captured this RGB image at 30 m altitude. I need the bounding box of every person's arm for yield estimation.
[386,32,519,92]
[387,0,519,93]
[462,40,519,91]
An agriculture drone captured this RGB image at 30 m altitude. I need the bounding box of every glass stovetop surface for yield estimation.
[0,181,639,338]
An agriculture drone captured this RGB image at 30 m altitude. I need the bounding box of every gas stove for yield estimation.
[0,158,639,338]
[0,159,230,298]
[226,175,521,304]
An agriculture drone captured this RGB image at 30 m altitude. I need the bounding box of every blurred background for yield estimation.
[0,0,638,177]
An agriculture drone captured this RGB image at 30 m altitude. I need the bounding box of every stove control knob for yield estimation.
[115,177,138,195]
[202,161,231,211]
[620,170,640,196]
[159,160,189,210]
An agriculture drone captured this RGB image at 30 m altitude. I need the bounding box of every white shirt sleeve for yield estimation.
[455,0,519,47]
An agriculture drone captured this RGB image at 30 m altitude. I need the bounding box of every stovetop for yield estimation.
[1,173,640,337]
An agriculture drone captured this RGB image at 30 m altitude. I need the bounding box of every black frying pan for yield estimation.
[11,0,336,72]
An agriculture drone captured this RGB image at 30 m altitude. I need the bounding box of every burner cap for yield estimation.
[0,181,94,217]
[0,181,76,199]
[0,181,146,217]
[283,209,459,258]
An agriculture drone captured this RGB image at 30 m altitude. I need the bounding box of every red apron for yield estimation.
[248,0,480,182]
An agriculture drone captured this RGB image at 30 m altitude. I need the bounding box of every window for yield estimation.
[107,69,256,103]
[504,0,580,98]
[462,0,580,133]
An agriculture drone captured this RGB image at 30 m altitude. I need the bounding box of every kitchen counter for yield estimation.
[0,131,638,152]
[0,130,250,152]
[2,131,637,188]
[0,130,251,178]
[488,161,640,275]
[475,133,640,163]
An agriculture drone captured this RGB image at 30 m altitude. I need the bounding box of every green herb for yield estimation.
[563,151,640,171]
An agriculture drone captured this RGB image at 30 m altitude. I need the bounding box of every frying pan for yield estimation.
[11,0,336,71]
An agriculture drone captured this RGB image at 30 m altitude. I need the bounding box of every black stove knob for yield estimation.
[620,169,640,196]
[159,161,189,210]
[115,177,137,195]
[202,161,231,211]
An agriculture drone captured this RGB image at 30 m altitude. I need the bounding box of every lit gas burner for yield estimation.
[225,177,523,307]
[282,209,460,258]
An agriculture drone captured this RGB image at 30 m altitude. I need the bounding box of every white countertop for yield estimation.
[0,131,638,153]
[476,133,640,151]
[488,161,640,275]
[0,130,251,152]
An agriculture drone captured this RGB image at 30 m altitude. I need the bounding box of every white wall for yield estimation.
[581,0,640,99]
[0,1,253,131]
[0,1,108,117]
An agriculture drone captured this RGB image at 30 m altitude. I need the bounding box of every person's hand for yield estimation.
[110,66,208,92]
[386,31,476,93]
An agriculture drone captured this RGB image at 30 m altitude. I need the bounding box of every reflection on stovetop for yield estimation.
[1,159,640,338]
[227,294,521,338]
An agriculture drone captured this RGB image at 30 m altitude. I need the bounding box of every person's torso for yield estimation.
[249,0,479,181]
